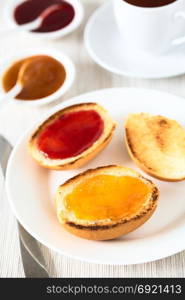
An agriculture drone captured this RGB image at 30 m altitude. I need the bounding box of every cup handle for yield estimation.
[172,11,185,46]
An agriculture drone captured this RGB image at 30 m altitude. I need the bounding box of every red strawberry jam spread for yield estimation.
[37,110,104,159]
[14,0,75,33]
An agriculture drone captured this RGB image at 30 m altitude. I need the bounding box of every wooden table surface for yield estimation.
[0,0,185,277]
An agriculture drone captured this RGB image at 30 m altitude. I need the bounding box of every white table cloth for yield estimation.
[0,0,185,277]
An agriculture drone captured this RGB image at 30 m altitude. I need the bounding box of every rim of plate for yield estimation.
[5,87,185,265]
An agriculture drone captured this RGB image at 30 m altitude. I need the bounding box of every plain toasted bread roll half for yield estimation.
[28,103,116,170]
[55,165,159,240]
[125,113,185,181]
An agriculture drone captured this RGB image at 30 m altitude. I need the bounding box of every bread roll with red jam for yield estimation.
[28,103,116,170]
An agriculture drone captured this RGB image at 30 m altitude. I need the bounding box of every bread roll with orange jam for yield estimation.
[28,103,116,170]
[55,165,159,240]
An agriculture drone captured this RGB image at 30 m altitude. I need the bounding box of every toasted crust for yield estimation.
[28,103,116,170]
[55,165,159,240]
[125,113,185,182]
[63,208,156,240]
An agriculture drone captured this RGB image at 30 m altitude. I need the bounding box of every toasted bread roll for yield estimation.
[125,113,185,181]
[28,103,116,170]
[55,165,158,240]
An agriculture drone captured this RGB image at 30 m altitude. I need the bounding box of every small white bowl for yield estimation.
[0,48,76,106]
[4,0,84,40]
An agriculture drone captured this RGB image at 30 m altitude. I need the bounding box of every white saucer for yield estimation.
[84,0,185,79]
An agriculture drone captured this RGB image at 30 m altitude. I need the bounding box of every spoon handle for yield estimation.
[0,19,41,35]
[0,85,22,108]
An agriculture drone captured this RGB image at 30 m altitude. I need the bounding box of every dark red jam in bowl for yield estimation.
[37,110,104,159]
[14,0,75,33]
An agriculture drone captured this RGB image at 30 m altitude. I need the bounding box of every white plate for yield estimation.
[84,1,185,79]
[6,87,185,265]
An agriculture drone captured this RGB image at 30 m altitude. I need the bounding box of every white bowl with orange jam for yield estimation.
[0,48,75,106]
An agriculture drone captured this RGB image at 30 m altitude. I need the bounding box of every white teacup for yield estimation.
[114,0,185,56]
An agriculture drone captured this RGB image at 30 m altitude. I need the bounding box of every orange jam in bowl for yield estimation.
[65,175,152,221]
[2,55,66,100]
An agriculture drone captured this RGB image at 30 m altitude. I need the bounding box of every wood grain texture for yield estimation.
[0,0,185,278]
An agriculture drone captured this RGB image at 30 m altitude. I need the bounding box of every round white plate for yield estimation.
[84,1,185,79]
[6,87,185,265]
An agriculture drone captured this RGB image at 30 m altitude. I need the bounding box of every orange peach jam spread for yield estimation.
[65,175,151,221]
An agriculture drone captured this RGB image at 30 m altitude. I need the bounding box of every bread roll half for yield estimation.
[56,165,159,240]
[29,103,116,170]
[125,113,185,181]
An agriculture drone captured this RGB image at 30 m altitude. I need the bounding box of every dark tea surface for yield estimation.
[123,0,176,7]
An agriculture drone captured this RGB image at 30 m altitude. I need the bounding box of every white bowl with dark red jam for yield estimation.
[0,48,75,106]
[4,0,84,39]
